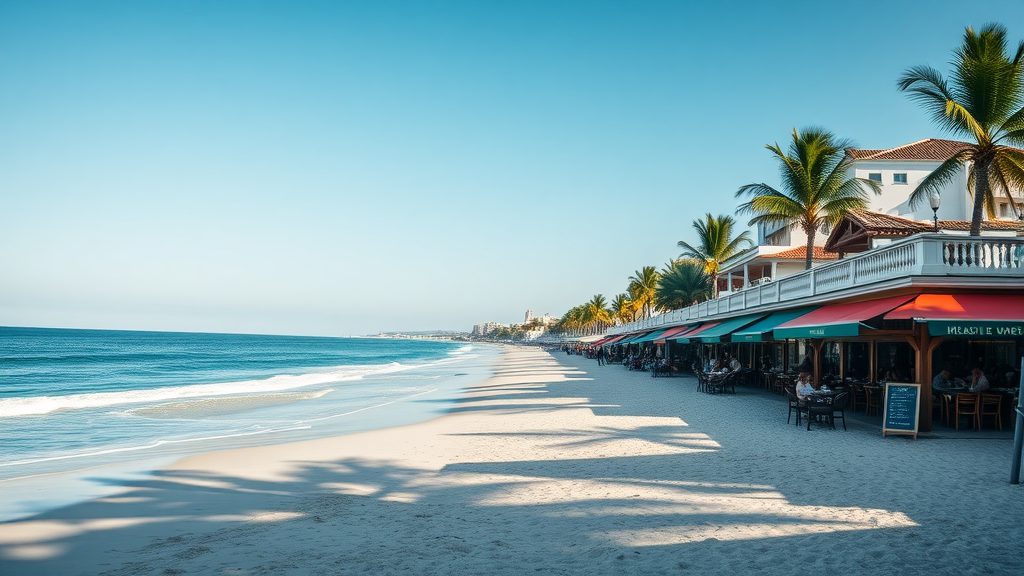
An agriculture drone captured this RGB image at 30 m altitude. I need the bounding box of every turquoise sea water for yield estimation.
[0,327,495,519]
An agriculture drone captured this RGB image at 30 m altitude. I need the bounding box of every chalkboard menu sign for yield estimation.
[882,383,921,439]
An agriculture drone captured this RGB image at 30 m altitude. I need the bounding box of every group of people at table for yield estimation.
[932,367,991,393]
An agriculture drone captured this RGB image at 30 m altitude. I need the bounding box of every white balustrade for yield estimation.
[604,234,1024,335]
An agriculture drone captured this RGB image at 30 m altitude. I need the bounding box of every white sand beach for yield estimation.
[1,346,1022,575]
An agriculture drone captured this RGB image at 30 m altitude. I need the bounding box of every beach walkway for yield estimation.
[1,347,1021,575]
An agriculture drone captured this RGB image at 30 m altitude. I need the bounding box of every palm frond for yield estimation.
[907,153,969,209]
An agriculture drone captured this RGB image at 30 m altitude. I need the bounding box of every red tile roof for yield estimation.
[845,208,1021,234]
[846,139,972,161]
[846,209,929,234]
[935,219,1021,231]
[770,246,840,260]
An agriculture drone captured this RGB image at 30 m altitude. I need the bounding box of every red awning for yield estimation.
[773,294,917,339]
[654,325,696,344]
[603,334,628,345]
[884,294,1024,321]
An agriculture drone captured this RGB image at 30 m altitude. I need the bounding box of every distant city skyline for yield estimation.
[2,1,1023,336]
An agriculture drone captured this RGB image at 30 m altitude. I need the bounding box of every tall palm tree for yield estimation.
[655,259,711,310]
[582,294,612,333]
[677,213,752,296]
[610,293,633,325]
[627,266,661,319]
[735,128,881,270]
[898,23,1024,236]
[554,305,585,335]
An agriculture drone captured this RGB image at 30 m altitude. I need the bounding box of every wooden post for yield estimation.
[910,328,931,432]
[869,339,876,383]
[812,339,824,385]
[839,341,846,381]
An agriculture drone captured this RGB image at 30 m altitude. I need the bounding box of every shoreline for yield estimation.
[2,346,1022,575]
[0,344,502,523]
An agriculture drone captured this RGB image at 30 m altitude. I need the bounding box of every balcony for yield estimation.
[607,233,1024,335]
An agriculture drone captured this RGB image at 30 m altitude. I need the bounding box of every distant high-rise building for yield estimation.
[525,309,534,322]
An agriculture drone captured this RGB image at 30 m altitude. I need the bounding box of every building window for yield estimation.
[893,173,908,184]
[868,173,882,183]
[999,203,1010,217]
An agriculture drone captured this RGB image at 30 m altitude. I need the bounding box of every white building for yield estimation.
[525,310,534,323]
[722,138,1024,295]
[471,322,505,336]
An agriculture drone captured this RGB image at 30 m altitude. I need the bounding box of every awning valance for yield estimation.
[732,307,819,342]
[773,294,917,339]
[884,294,1024,338]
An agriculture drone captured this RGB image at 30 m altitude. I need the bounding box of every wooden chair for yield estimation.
[773,373,789,395]
[785,386,806,426]
[931,394,944,423]
[955,393,979,431]
[850,383,866,412]
[979,394,1003,430]
[831,391,849,431]
[942,393,956,427]
[864,386,881,416]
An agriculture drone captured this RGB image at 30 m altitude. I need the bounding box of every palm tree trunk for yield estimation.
[804,227,816,271]
[710,273,719,299]
[970,159,990,236]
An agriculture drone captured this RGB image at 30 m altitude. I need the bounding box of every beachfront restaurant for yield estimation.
[660,292,1024,431]
[601,228,1024,433]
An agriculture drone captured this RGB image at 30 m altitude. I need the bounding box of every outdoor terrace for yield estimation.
[607,233,1024,335]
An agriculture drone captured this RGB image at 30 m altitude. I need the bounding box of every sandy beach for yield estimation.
[1,346,1022,575]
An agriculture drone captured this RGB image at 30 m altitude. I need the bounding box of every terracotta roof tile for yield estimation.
[846,208,1021,234]
[770,246,840,260]
[846,139,972,161]
[846,209,929,234]
[935,219,1022,231]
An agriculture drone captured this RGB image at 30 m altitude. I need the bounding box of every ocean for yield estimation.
[0,327,496,520]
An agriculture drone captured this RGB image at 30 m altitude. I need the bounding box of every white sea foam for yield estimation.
[127,389,336,419]
[0,362,412,418]
[0,386,442,470]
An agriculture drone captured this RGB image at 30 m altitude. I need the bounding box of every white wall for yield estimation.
[845,160,970,221]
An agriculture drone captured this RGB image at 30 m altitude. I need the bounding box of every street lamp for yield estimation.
[929,192,941,232]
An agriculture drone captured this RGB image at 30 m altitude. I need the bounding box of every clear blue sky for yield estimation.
[2,0,1022,336]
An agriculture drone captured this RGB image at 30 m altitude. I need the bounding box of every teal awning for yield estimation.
[616,332,651,344]
[672,323,719,344]
[732,307,819,342]
[632,328,674,344]
[696,313,769,343]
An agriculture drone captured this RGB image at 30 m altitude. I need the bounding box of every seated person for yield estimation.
[969,367,990,392]
[795,371,817,401]
[932,368,956,391]
[728,354,742,372]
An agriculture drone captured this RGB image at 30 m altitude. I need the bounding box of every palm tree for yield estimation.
[627,266,661,319]
[610,293,633,325]
[554,305,585,335]
[677,213,752,296]
[655,259,711,310]
[898,23,1024,236]
[582,294,612,334]
[735,128,881,270]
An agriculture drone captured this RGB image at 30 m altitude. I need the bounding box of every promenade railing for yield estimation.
[606,233,1024,335]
